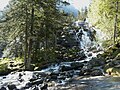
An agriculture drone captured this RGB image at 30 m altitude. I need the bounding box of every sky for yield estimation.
[0,0,10,11]
[0,0,91,11]
[65,0,91,9]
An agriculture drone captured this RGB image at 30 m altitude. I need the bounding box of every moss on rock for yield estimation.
[106,66,120,76]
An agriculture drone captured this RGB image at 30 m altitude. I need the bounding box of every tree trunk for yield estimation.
[27,4,34,70]
[114,1,118,44]
[24,5,28,69]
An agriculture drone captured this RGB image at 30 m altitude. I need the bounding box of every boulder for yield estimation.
[81,65,92,75]
[32,79,44,85]
[32,86,39,90]
[58,76,66,80]
[88,57,105,67]
[24,82,32,89]
[41,83,48,90]
[88,53,92,57]
[50,75,58,80]
[59,65,72,72]
[0,87,7,90]
[7,84,17,90]
[71,62,84,69]
[91,69,103,76]
[79,52,87,60]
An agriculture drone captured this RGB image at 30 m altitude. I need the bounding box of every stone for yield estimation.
[71,62,84,69]
[58,76,66,80]
[32,79,43,85]
[59,65,72,72]
[0,87,7,90]
[32,86,39,90]
[88,53,92,57]
[50,72,59,76]
[88,57,105,67]
[91,69,103,76]
[41,83,48,90]
[7,84,17,90]
[81,65,92,75]
[79,52,87,60]
[50,75,57,80]
[24,82,32,89]
[19,73,23,79]
[37,72,48,77]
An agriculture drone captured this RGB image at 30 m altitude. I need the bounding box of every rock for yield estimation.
[114,53,120,60]
[36,72,48,77]
[81,65,92,75]
[18,78,24,82]
[0,87,7,90]
[66,71,74,78]
[91,69,103,76]
[32,79,43,85]
[19,73,23,79]
[41,83,48,90]
[59,65,72,72]
[106,66,120,76]
[24,82,32,89]
[7,84,17,90]
[50,75,57,80]
[50,72,59,76]
[78,52,87,60]
[71,62,84,69]
[60,72,66,76]
[84,72,91,75]
[32,86,39,90]
[88,57,105,67]
[58,76,66,80]
[88,53,92,57]
[74,70,81,76]
[48,81,56,87]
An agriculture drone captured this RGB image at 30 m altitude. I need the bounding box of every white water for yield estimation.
[0,20,105,89]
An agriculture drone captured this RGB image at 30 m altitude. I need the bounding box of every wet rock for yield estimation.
[50,75,58,80]
[59,66,72,72]
[32,79,44,85]
[2,76,6,79]
[18,78,24,82]
[7,84,17,90]
[19,73,23,79]
[32,86,39,90]
[0,87,7,90]
[81,65,92,75]
[50,72,59,76]
[24,82,32,89]
[66,71,74,78]
[29,78,37,82]
[41,83,48,90]
[48,81,56,87]
[88,53,92,57]
[71,62,84,69]
[91,69,103,76]
[74,70,81,76]
[36,72,48,77]
[88,57,105,67]
[79,52,87,60]
[58,80,62,83]
[58,76,66,80]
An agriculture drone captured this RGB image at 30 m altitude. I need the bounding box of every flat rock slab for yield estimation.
[48,76,120,90]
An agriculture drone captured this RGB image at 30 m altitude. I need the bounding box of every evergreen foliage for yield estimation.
[0,0,73,70]
[88,0,120,45]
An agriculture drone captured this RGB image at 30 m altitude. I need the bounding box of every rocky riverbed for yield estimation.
[0,70,120,90]
[0,20,120,90]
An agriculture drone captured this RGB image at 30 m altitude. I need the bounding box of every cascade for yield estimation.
[0,20,109,90]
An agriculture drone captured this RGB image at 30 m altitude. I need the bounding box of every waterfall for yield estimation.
[0,20,105,90]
